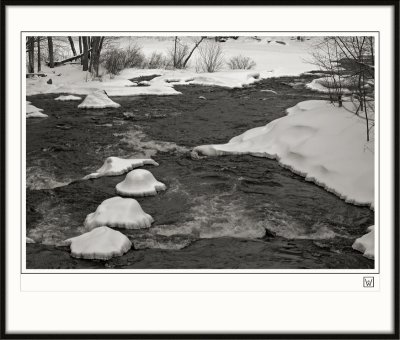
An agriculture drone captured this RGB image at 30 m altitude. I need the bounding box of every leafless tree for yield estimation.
[47,36,54,68]
[82,36,89,71]
[196,40,224,73]
[27,37,35,73]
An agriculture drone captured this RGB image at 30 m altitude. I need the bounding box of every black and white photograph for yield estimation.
[2,2,399,338]
[25,34,376,269]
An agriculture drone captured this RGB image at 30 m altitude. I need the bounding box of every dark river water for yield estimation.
[26,75,374,269]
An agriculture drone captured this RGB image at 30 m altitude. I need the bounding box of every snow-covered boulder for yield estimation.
[193,100,374,207]
[26,237,35,244]
[116,169,166,197]
[26,101,48,118]
[55,95,82,101]
[85,196,154,230]
[352,225,375,259]
[64,226,131,260]
[78,90,120,109]
[83,157,159,179]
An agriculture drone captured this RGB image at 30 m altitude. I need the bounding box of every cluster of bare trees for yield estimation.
[26,36,105,77]
[311,37,375,141]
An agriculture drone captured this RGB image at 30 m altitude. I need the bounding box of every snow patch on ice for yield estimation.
[78,90,121,109]
[194,100,374,208]
[64,226,131,260]
[83,156,159,179]
[85,197,154,230]
[116,169,166,197]
[55,95,82,101]
[352,225,375,259]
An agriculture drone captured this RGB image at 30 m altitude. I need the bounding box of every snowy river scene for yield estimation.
[25,35,375,269]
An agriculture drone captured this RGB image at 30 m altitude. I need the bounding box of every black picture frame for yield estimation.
[1,1,399,339]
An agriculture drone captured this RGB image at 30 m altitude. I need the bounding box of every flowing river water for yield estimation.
[26,74,374,269]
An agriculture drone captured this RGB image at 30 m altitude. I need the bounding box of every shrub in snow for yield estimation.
[55,95,82,101]
[227,55,256,70]
[83,157,159,179]
[85,197,154,230]
[102,44,145,76]
[352,225,375,259]
[144,52,170,69]
[116,169,166,197]
[64,226,131,260]
[196,40,224,73]
[78,90,121,109]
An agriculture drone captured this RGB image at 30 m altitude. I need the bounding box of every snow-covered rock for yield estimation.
[83,157,159,179]
[64,226,131,260]
[55,95,82,101]
[352,225,375,259]
[116,169,166,197]
[85,196,154,230]
[193,100,374,207]
[26,237,35,244]
[78,90,121,109]
[26,101,48,118]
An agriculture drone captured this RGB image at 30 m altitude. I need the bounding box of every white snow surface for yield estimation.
[55,95,82,101]
[83,157,159,179]
[84,197,154,230]
[352,225,375,259]
[116,169,166,197]
[193,100,374,207]
[78,90,121,109]
[26,101,48,118]
[65,226,132,260]
[26,37,316,96]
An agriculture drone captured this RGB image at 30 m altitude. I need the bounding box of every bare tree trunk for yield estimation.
[90,36,104,77]
[78,37,83,64]
[173,37,178,68]
[82,36,89,71]
[28,37,35,73]
[47,36,54,68]
[182,37,205,68]
[37,37,41,72]
[68,36,77,56]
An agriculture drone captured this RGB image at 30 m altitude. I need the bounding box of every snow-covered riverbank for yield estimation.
[193,100,374,209]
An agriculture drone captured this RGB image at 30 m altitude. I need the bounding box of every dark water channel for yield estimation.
[26,75,374,269]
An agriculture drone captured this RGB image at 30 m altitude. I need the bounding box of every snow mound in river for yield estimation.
[83,157,159,179]
[85,197,154,230]
[193,100,374,207]
[65,226,131,260]
[352,225,375,259]
[116,169,166,197]
[55,95,82,101]
[78,90,120,109]
[26,101,48,118]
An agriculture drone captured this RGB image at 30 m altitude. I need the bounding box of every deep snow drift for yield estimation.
[84,197,154,230]
[352,225,375,259]
[78,90,121,109]
[83,157,159,179]
[116,169,166,197]
[193,100,374,208]
[64,226,132,260]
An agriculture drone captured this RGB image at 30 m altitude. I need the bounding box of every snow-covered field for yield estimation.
[26,36,315,96]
